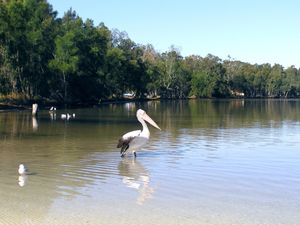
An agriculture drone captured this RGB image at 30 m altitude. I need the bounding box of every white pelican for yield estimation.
[18,164,28,175]
[117,109,161,157]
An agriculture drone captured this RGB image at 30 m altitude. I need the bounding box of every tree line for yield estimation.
[1,0,300,105]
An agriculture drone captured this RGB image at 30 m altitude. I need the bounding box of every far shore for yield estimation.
[0,103,29,112]
[0,97,161,112]
[1,97,298,112]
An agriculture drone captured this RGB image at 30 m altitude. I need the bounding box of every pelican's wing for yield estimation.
[117,130,141,154]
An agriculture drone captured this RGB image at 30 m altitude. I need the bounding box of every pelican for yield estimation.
[117,109,161,157]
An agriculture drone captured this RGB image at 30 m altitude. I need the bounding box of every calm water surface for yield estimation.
[0,99,300,225]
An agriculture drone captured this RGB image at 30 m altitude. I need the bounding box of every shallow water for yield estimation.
[0,99,300,225]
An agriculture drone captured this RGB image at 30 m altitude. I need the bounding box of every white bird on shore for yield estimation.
[61,113,76,120]
[117,109,161,157]
[18,164,28,175]
[61,113,72,120]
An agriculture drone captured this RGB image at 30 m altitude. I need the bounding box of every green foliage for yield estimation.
[191,71,212,97]
[0,0,57,98]
[190,54,228,97]
[0,0,300,104]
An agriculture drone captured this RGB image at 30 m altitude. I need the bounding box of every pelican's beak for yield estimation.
[143,113,161,130]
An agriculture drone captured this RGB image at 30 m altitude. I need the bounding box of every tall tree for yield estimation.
[49,9,80,102]
[0,0,57,98]
[266,64,284,97]
[69,20,110,102]
[191,54,228,97]
[282,66,299,97]
[158,46,184,98]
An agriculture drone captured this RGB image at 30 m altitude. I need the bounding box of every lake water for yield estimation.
[0,99,300,225]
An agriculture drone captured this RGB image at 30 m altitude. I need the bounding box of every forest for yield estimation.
[1,0,300,105]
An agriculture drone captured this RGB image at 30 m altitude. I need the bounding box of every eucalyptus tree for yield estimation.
[126,46,149,98]
[282,66,299,97]
[191,54,228,97]
[224,61,270,98]
[252,63,270,97]
[69,20,111,102]
[105,29,132,98]
[105,47,127,98]
[223,59,247,96]
[239,63,259,97]
[141,44,161,97]
[266,64,284,97]
[49,9,81,102]
[105,29,149,98]
[158,46,185,98]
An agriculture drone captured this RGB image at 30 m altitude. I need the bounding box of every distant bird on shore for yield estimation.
[18,164,28,175]
[49,106,56,111]
[61,113,75,120]
[117,109,161,157]
[61,113,71,120]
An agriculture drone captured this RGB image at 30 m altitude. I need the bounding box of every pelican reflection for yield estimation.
[49,111,57,120]
[118,159,154,205]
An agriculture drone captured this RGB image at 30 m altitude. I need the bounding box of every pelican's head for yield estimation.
[137,109,161,130]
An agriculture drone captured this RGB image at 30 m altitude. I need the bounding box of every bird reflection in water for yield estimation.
[32,116,38,131]
[118,158,154,205]
[18,175,28,187]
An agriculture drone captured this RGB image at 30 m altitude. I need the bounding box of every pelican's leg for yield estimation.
[133,151,137,158]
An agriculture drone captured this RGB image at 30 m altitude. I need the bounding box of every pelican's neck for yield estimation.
[138,116,150,137]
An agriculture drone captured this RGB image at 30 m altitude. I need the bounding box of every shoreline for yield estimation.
[0,97,299,112]
[0,97,161,111]
[0,103,29,112]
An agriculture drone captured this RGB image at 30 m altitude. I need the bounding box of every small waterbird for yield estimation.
[18,164,28,175]
[61,113,71,120]
[117,109,161,157]
[61,113,75,120]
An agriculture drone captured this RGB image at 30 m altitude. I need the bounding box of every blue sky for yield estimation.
[48,0,300,68]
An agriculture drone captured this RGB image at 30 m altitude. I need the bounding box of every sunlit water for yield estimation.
[0,99,300,225]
